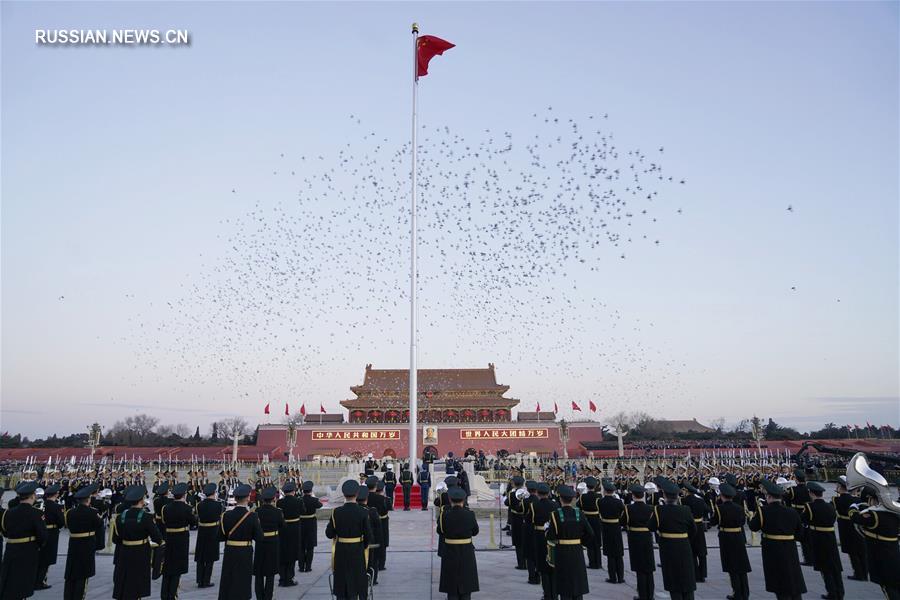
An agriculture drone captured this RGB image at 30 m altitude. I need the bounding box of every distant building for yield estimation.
[644,419,715,435]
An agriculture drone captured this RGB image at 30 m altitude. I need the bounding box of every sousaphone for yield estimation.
[845,452,900,515]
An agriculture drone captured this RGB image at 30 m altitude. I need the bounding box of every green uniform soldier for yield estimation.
[650,478,697,600]
[437,486,479,600]
[749,479,806,600]
[622,484,656,600]
[276,481,302,585]
[218,484,264,600]
[112,485,164,600]
[547,485,593,600]
[195,483,223,588]
[325,480,372,600]
[0,482,48,600]
[35,484,64,590]
[253,487,285,600]
[710,482,751,600]
[161,482,197,600]
[63,484,104,600]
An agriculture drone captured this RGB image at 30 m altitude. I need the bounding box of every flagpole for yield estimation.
[409,22,419,473]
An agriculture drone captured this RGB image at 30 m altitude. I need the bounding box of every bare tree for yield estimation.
[172,424,192,439]
[156,424,174,437]
[709,417,727,433]
[128,414,159,438]
[608,411,632,432]
[732,419,751,434]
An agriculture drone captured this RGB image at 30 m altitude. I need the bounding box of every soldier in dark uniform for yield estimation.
[364,455,378,477]
[356,486,381,585]
[366,478,389,571]
[253,487,285,600]
[785,469,813,566]
[650,478,697,600]
[276,481,302,585]
[112,485,164,600]
[547,485,592,600]
[598,479,625,584]
[503,475,526,570]
[576,476,602,569]
[437,486,479,600]
[748,479,806,600]
[153,481,170,532]
[63,484,104,600]
[218,484,264,600]
[399,464,414,511]
[0,481,48,600]
[530,482,558,600]
[710,482,751,600]
[622,484,655,600]
[681,481,710,583]
[160,482,197,599]
[325,480,372,600]
[832,477,866,581]
[521,480,539,584]
[417,464,431,510]
[195,483,223,588]
[383,464,397,510]
[802,481,843,600]
[849,488,900,600]
[300,480,322,573]
[35,484,64,590]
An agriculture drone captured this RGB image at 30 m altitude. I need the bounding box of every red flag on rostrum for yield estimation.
[417,35,454,77]
[284,403,289,416]
[553,402,558,414]
[536,402,541,413]
[571,401,582,412]
[589,400,597,413]
[264,403,270,415]
[320,403,327,414]
[300,403,306,416]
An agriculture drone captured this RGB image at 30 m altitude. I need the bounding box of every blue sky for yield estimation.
[2,2,898,437]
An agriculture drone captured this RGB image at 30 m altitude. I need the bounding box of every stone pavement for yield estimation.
[36,508,887,599]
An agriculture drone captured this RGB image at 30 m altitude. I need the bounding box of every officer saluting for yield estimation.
[650,478,697,600]
[437,486,479,600]
[218,484,264,600]
[161,482,197,600]
[195,483,223,588]
[62,483,104,600]
[299,480,323,573]
[253,487,285,600]
[0,481,48,600]
[748,478,806,600]
[276,481,302,586]
[325,480,372,600]
[35,483,64,590]
[709,482,751,600]
[112,485,164,600]
[547,485,592,600]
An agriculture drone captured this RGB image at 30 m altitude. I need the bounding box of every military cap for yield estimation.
[682,482,700,494]
[73,484,97,499]
[124,485,146,502]
[807,481,826,494]
[342,480,360,497]
[557,485,576,499]
[719,482,737,498]
[202,483,217,496]
[793,469,806,482]
[525,480,537,491]
[282,481,297,493]
[44,484,61,496]
[445,476,459,487]
[233,484,252,499]
[724,473,738,487]
[659,478,680,495]
[356,486,369,501]
[511,476,525,486]
[15,481,37,496]
[629,484,645,495]
[302,480,314,493]
[260,487,277,501]
[365,476,379,489]
[172,483,189,498]
[156,482,170,496]
[448,486,466,502]
[601,480,617,493]
[537,482,551,495]
[761,479,784,497]
[375,480,385,492]
[583,476,598,488]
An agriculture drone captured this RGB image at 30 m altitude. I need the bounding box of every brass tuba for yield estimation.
[846,452,900,515]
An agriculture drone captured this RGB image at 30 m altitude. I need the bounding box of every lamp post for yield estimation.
[87,423,102,465]
[559,419,570,460]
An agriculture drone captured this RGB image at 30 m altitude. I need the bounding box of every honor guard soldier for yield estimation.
[218,484,264,600]
[366,478,389,570]
[577,476,602,570]
[195,483,223,588]
[650,478,697,600]
[598,479,625,584]
[710,482,751,600]
[547,485,592,600]
[160,482,197,600]
[364,454,378,477]
[530,482,558,600]
[383,464,397,509]
[276,481,302,586]
[0,481,48,600]
[849,487,900,600]
[437,486,479,600]
[749,478,807,600]
[521,480,539,584]
[63,484,104,600]
[503,475,526,570]
[253,487,285,600]
[325,480,372,600]
[681,481,710,583]
[112,485,164,600]
[356,486,381,585]
[153,481,170,531]
[300,480,322,573]
[785,469,813,566]
[832,477,867,581]
[417,464,431,510]
[399,464,414,511]
[803,481,844,600]
[622,484,656,600]
[35,483,64,590]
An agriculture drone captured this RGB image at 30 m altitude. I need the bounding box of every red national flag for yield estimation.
[264,403,270,415]
[417,35,454,77]
[320,403,327,414]
[571,401,582,412]
[284,403,289,416]
[553,402,558,414]
[300,403,306,416]
[589,400,597,413]
[536,402,541,413]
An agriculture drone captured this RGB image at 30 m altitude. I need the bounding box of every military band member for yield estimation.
[832,477,866,581]
[503,475,526,570]
[253,487,285,600]
[218,484,264,600]
[530,482,557,600]
[710,482,751,600]
[63,484,104,600]
[547,485,592,600]
[622,484,655,600]
[112,485,164,600]
[521,480,539,584]
[437,486,479,600]
[598,479,625,584]
[417,464,431,510]
[160,482,197,600]
[400,464,414,511]
[849,488,900,600]
[325,480,372,600]
[298,480,322,573]
[650,478,697,600]
[576,476,602,570]
[748,479,806,600]
[367,478,389,571]
[785,469,813,566]
[276,481,302,586]
[681,481,710,583]
[35,484,64,590]
[0,482,48,600]
[383,464,397,510]
[802,481,843,600]
[356,486,381,585]
[195,483,223,588]
[153,481,170,530]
